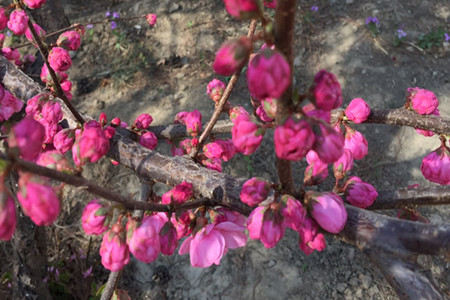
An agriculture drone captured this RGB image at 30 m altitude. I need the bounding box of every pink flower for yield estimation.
[310,70,343,111]
[0,90,23,121]
[72,127,110,166]
[240,177,270,207]
[9,117,45,161]
[42,101,63,124]
[23,0,46,9]
[203,139,235,161]
[304,150,328,186]
[159,221,178,256]
[222,0,259,18]
[7,10,29,36]
[48,47,72,72]
[36,150,71,172]
[53,129,75,153]
[297,217,326,255]
[206,79,226,103]
[407,87,439,115]
[133,113,153,129]
[0,182,16,241]
[303,103,331,123]
[260,206,285,248]
[175,110,202,136]
[421,144,450,185]
[232,117,264,155]
[111,117,121,127]
[263,0,276,8]
[344,127,368,160]
[199,156,222,172]
[274,118,314,161]
[81,200,111,235]
[161,181,193,205]
[345,98,371,123]
[333,149,354,179]
[256,105,274,122]
[229,106,250,124]
[56,30,81,51]
[1,47,20,61]
[17,174,60,226]
[171,211,193,239]
[0,8,7,31]
[146,13,157,26]
[40,63,67,84]
[247,49,291,100]
[100,225,130,271]
[281,195,306,232]
[246,206,265,240]
[139,131,158,150]
[103,125,115,139]
[127,214,166,263]
[312,120,344,164]
[213,37,251,76]
[344,176,378,208]
[25,23,46,43]
[307,191,347,234]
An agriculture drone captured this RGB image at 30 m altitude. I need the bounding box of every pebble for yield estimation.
[169,3,180,13]
[346,0,354,4]
[268,260,276,267]
[349,277,359,287]
[360,274,372,289]
[337,283,347,293]
[347,248,355,260]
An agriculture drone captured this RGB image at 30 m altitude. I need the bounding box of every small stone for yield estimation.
[346,0,354,4]
[337,283,346,293]
[347,248,355,259]
[169,3,180,13]
[407,46,414,52]
[349,277,359,287]
[355,288,363,298]
[360,274,372,289]
[267,260,276,267]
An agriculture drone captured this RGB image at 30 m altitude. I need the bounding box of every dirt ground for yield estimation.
[2,0,450,299]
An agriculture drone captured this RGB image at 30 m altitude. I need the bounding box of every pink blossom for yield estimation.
[103,125,115,139]
[344,127,368,160]
[127,215,165,263]
[232,117,264,155]
[260,206,285,248]
[200,156,222,172]
[60,79,72,92]
[36,150,71,172]
[48,47,72,72]
[100,225,130,271]
[264,0,276,8]
[256,105,274,122]
[23,53,36,64]
[146,14,157,26]
[206,79,226,103]
[72,127,110,166]
[246,206,265,240]
[303,103,331,123]
[40,63,67,84]
[42,101,63,124]
[133,113,153,129]
[0,8,7,31]
[0,182,16,241]
[222,0,259,19]
[247,49,291,100]
[111,117,121,127]
[281,195,306,232]
[214,221,247,249]
[407,87,439,115]
[274,118,314,161]
[213,37,251,76]
[171,211,193,239]
[175,110,202,136]
[304,150,328,186]
[25,23,46,43]
[297,217,326,255]
[310,70,343,111]
[333,149,354,179]
[17,174,60,226]
[421,144,450,185]
[0,90,23,121]
[344,176,378,208]
[53,129,75,153]
[7,10,29,36]
[240,177,270,207]
[345,98,371,123]
[81,200,111,235]
[24,0,46,9]
[171,138,199,156]
[213,208,246,228]
[229,106,250,124]
[98,112,107,126]
[1,47,20,61]
[56,30,81,51]
[9,117,45,161]
[312,120,344,164]
[308,191,347,234]
[161,181,193,205]
[139,131,158,150]
[203,139,235,161]
[159,221,178,255]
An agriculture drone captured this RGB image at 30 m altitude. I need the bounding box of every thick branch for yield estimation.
[150,120,233,140]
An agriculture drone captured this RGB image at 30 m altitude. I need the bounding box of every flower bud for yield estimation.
[307,191,347,234]
[232,117,264,155]
[344,127,368,160]
[203,139,235,161]
[0,8,7,31]
[72,127,110,166]
[240,177,270,207]
[81,200,111,235]
[0,90,23,121]
[344,176,378,208]
[281,195,306,232]
[222,0,260,19]
[303,103,331,123]
[48,47,72,72]
[274,117,315,161]
[161,181,193,205]
[261,98,277,120]
[1,47,20,61]
[297,217,326,255]
[36,150,72,172]
[56,30,81,51]
[311,120,344,164]
[246,206,265,240]
[260,205,285,248]
[100,225,130,271]
[24,0,46,9]
[53,129,75,154]
[175,110,202,136]
[264,0,276,8]
[345,98,371,123]
[247,49,291,100]
[133,113,153,129]
[256,105,274,122]
[229,106,250,124]
[304,150,328,186]
[25,23,46,43]
[9,117,45,161]
[407,87,439,115]
[206,79,226,103]
[139,131,157,150]
[213,37,251,76]
[415,108,439,137]
[310,70,343,111]
[146,13,157,26]
[421,144,450,185]
[333,149,354,179]
[7,10,29,36]
[159,221,178,255]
